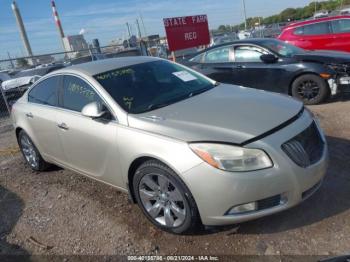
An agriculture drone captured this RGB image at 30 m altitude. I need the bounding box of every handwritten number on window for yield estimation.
[68,82,95,101]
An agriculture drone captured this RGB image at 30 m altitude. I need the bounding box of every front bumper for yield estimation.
[328,76,350,95]
[181,111,329,226]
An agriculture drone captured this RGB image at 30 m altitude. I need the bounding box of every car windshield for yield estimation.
[260,39,304,57]
[94,60,215,114]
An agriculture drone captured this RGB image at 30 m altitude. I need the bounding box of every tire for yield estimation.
[133,160,201,234]
[291,74,330,105]
[18,130,51,171]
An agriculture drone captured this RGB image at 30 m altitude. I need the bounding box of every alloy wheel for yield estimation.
[297,80,320,101]
[20,135,38,168]
[138,173,187,228]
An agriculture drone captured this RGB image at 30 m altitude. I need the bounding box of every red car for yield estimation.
[278,16,350,53]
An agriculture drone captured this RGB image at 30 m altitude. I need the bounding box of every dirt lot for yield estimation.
[0,97,350,259]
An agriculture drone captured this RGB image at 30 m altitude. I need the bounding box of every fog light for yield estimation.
[280,192,288,205]
[227,202,257,215]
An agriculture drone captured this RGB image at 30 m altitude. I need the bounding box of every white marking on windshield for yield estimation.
[172,71,197,82]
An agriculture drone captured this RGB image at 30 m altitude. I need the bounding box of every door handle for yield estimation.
[57,123,69,130]
[233,65,244,69]
[25,112,33,118]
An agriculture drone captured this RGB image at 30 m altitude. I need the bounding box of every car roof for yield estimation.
[52,56,160,76]
[286,15,350,28]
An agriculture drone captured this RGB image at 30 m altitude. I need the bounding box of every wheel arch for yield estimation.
[126,155,197,206]
[127,156,160,203]
[288,72,330,96]
[15,126,23,140]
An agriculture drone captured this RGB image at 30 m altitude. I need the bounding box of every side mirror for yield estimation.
[260,54,278,63]
[81,101,106,118]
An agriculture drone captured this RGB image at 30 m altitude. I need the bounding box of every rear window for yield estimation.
[294,26,304,35]
[204,46,232,63]
[28,76,60,106]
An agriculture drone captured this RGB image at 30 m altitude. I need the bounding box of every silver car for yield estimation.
[11,57,328,234]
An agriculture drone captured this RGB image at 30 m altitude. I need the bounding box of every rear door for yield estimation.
[26,75,65,162]
[191,45,236,83]
[55,74,123,186]
[330,18,350,52]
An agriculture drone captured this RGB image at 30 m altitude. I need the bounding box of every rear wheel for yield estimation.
[291,74,330,105]
[133,160,200,234]
[18,130,51,171]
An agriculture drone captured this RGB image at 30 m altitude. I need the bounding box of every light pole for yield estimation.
[314,1,317,15]
[242,0,248,31]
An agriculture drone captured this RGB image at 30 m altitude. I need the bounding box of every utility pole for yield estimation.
[11,1,33,57]
[140,14,148,37]
[126,22,131,37]
[7,52,15,69]
[314,1,317,15]
[242,0,248,31]
[136,19,142,39]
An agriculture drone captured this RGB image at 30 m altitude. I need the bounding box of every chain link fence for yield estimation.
[0,42,156,120]
[0,41,162,164]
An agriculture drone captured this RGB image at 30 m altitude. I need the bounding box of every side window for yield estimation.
[189,53,204,63]
[294,26,304,35]
[234,46,266,63]
[204,46,232,63]
[331,19,350,33]
[28,76,60,106]
[61,75,102,112]
[303,22,331,35]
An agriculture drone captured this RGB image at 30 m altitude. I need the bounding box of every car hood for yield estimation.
[127,84,303,144]
[293,50,350,64]
[1,75,40,91]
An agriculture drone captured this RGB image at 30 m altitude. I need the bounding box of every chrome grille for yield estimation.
[282,121,324,167]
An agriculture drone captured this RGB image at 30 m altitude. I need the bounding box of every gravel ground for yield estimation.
[0,97,350,259]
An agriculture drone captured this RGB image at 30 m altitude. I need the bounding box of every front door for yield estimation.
[231,45,286,92]
[55,75,123,187]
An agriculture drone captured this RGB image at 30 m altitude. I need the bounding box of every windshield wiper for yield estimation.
[147,103,171,111]
[188,86,215,98]
[145,85,216,112]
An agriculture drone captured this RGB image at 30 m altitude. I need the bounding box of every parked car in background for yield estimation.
[238,30,252,39]
[186,38,350,104]
[1,64,63,109]
[278,16,350,53]
[12,57,328,234]
[313,10,329,19]
[210,33,239,46]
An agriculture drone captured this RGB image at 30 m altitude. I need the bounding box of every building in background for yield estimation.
[63,35,89,58]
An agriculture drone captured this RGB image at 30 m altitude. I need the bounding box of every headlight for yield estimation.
[189,143,273,172]
[327,64,347,74]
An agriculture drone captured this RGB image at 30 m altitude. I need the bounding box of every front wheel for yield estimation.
[291,74,330,105]
[133,160,201,234]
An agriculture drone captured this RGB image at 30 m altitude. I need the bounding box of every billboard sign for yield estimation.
[163,15,210,51]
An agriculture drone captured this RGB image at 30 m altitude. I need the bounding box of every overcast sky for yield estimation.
[0,0,312,59]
